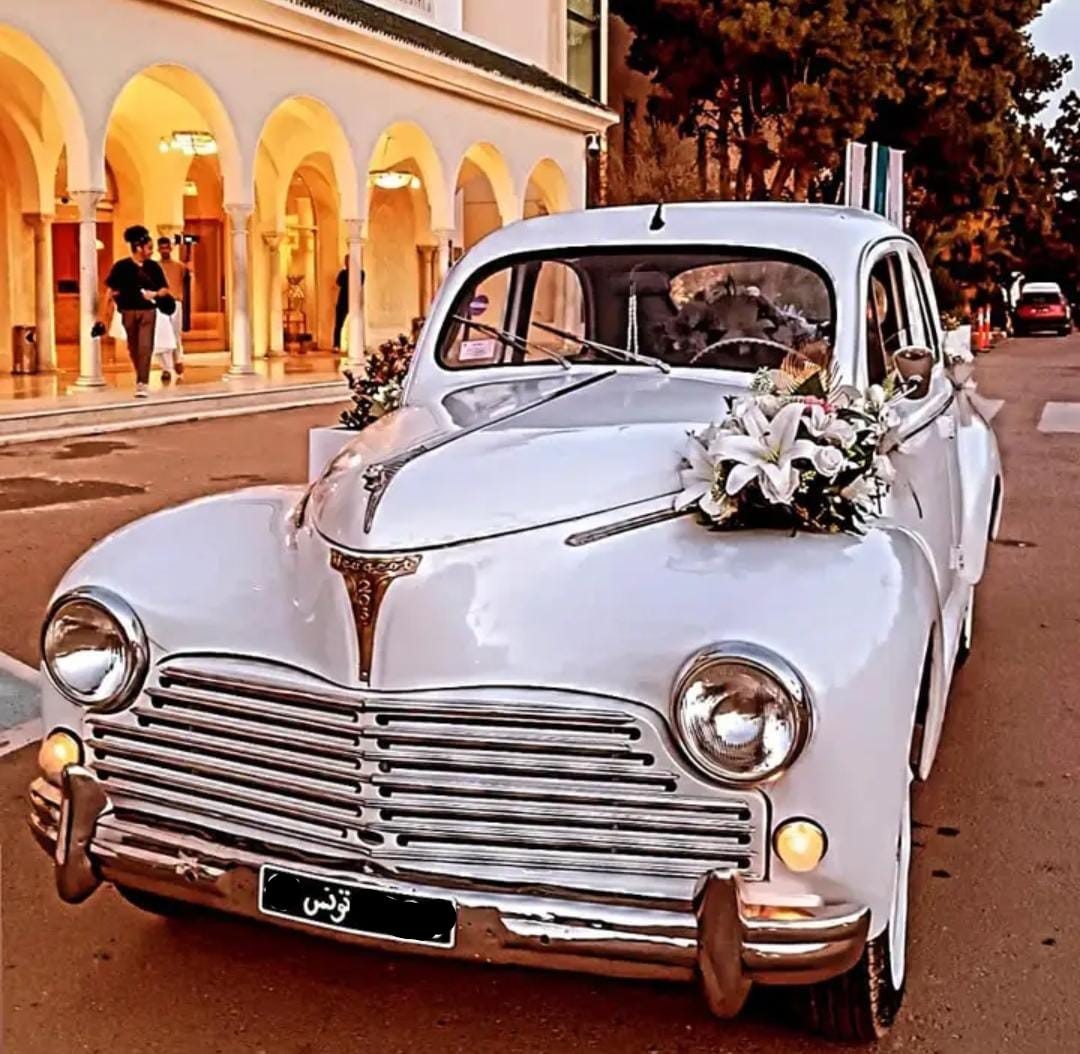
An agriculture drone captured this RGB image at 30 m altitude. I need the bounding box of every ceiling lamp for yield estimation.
[159,131,218,157]
[368,135,421,191]
[369,170,422,191]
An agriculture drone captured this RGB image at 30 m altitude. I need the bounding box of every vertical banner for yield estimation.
[845,141,905,228]
[886,148,905,227]
[871,143,889,216]
[844,142,867,208]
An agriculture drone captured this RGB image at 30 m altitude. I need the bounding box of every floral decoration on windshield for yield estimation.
[676,359,903,535]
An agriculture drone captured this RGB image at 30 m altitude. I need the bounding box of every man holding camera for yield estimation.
[155,236,188,382]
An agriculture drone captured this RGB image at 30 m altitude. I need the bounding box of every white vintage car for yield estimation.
[31,204,1001,1042]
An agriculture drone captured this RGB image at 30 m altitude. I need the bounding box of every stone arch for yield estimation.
[524,158,571,219]
[456,142,518,235]
[365,121,450,233]
[101,63,244,206]
[256,95,360,223]
[0,25,91,197]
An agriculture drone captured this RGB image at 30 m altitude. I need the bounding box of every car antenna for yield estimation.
[649,201,666,231]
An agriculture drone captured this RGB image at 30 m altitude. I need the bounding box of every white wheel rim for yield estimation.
[889,782,912,989]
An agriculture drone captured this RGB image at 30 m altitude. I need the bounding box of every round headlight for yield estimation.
[42,588,147,710]
[672,644,812,784]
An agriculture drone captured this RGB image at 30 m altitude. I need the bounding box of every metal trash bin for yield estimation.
[12,325,38,374]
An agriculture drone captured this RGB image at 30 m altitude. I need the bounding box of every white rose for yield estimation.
[813,444,847,478]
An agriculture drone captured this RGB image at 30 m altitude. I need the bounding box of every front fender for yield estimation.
[374,509,939,935]
[957,387,1003,582]
[46,486,359,692]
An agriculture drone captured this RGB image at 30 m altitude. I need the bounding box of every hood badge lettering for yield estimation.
[331,550,422,682]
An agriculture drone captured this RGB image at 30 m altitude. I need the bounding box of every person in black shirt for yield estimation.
[105,225,169,398]
[332,257,365,351]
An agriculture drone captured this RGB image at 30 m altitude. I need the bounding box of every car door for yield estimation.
[862,244,963,615]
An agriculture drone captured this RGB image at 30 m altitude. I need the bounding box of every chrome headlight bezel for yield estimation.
[41,586,148,712]
[671,642,813,786]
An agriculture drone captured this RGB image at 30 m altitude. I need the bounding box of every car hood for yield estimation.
[309,371,741,552]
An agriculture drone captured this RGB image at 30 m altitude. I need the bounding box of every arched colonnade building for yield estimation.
[0,0,611,386]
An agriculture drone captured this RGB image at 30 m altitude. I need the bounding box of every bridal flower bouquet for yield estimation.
[678,362,903,535]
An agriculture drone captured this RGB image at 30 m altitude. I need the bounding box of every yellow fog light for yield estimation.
[774,819,827,873]
[38,730,83,786]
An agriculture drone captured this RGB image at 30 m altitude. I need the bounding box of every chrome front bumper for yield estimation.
[30,768,870,1017]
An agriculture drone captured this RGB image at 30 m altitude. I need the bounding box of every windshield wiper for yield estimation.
[451,316,572,370]
[530,320,671,373]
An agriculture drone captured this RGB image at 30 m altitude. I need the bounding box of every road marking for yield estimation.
[0,651,36,682]
[0,717,41,757]
[1037,402,1080,433]
[0,651,40,755]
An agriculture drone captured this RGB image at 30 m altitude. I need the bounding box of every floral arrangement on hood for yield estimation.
[676,357,903,535]
[340,335,414,431]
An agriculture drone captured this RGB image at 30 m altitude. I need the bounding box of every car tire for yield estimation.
[794,785,911,1042]
[115,885,196,918]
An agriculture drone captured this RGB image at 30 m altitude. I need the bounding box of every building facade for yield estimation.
[0,0,612,385]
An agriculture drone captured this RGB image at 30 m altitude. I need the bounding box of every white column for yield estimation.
[433,228,455,294]
[225,204,255,377]
[71,191,104,389]
[344,219,366,368]
[262,231,285,356]
[27,213,56,372]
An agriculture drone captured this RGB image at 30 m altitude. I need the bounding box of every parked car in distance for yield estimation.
[1014,282,1072,336]
[30,204,1003,1044]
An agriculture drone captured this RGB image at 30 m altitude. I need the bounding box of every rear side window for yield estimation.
[866,254,911,385]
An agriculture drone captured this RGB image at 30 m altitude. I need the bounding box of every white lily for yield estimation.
[711,400,819,505]
[841,476,878,504]
[804,404,857,447]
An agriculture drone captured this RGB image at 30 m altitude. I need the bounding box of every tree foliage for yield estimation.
[610,0,1076,294]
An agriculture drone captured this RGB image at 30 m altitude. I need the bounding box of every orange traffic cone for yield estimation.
[975,307,990,353]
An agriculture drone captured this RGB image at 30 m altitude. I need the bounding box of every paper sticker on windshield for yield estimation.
[459,339,498,363]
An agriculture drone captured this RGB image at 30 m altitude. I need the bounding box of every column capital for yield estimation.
[70,190,104,220]
[224,203,254,228]
[343,218,367,243]
[25,212,55,228]
[262,230,285,250]
[431,227,457,240]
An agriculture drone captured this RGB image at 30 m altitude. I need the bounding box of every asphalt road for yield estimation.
[2,339,1079,1053]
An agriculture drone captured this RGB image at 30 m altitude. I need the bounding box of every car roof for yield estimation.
[472,203,907,283]
[1021,282,1063,293]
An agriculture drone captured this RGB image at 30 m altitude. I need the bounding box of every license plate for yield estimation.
[258,865,457,947]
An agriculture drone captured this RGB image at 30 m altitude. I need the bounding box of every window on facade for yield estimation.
[567,0,602,99]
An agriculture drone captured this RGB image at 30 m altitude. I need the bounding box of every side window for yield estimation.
[907,253,941,359]
[866,254,910,385]
[525,261,586,360]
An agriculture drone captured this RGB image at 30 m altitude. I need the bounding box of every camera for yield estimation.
[585,133,604,158]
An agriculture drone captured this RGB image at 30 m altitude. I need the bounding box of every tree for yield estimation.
[612,0,930,201]
[611,0,1072,298]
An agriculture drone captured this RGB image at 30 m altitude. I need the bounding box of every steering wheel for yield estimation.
[690,335,795,368]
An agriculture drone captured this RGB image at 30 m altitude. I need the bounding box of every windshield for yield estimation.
[438,249,835,373]
[1021,292,1062,305]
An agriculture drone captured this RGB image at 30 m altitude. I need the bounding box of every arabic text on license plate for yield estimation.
[258,866,457,947]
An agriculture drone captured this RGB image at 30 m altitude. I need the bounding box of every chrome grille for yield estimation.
[86,659,767,898]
